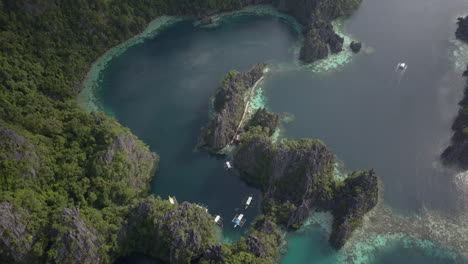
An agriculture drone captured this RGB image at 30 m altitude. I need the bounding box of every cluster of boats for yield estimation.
[167,194,253,229]
[167,160,253,229]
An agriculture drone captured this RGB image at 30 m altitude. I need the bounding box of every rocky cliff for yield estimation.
[0,127,40,181]
[456,16,468,42]
[234,131,335,229]
[48,208,103,264]
[234,129,378,248]
[274,0,362,63]
[0,201,38,264]
[441,18,468,169]
[97,130,158,195]
[329,170,378,249]
[198,63,267,153]
[200,216,282,263]
[119,197,217,264]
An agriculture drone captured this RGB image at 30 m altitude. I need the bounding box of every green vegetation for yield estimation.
[0,0,259,262]
[200,216,282,264]
[234,118,378,247]
[198,64,266,152]
[0,0,366,262]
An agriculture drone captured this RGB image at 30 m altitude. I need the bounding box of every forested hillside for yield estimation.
[0,0,362,263]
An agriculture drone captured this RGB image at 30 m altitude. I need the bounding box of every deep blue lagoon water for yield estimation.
[88,0,468,262]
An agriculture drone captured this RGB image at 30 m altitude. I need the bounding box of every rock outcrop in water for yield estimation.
[350,41,362,53]
[275,0,362,63]
[234,125,378,248]
[196,0,362,63]
[329,170,378,248]
[235,132,335,228]
[441,18,468,169]
[456,16,468,42]
[197,63,267,153]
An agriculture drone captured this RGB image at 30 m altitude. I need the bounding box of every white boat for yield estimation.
[168,196,175,205]
[214,215,223,227]
[245,196,253,209]
[225,161,233,171]
[214,215,221,223]
[397,62,407,70]
[232,214,246,228]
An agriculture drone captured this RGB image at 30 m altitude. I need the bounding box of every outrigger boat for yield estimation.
[244,196,253,210]
[214,215,223,227]
[232,214,246,228]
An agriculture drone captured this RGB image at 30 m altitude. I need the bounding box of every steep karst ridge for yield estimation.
[1,0,363,263]
[198,63,269,153]
[198,65,379,249]
[442,15,468,169]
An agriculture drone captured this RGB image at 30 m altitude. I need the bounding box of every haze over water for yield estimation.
[93,0,468,262]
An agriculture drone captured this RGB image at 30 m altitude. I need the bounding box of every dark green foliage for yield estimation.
[329,170,378,248]
[0,0,261,262]
[245,108,279,137]
[200,216,282,264]
[119,197,217,263]
[0,0,365,261]
[198,64,266,152]
[441,64,468,168]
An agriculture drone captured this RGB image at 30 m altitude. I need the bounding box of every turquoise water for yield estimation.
[84,1,468,263]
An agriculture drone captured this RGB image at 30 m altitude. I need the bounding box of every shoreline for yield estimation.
[77,5,303,113]
[77,16,185,112]
[77,4,359,113]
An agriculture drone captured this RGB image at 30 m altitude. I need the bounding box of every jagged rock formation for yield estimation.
[350,41,362,53]
[329,170,378,248]
[235,133,335,228]
[245,216,281,259]
[300,20,345,62]
[441,17,468,169]
[119,197,217,264]
[197,63,267,153]
[0,127,39,179]
[276,0,362,63]
[0,201,37,264]
[48,208,103,264]
[197,0,362,63]
[234,131,378,248]
[456,16,468,42]
[98,131,158,193]
[200,216,282,263]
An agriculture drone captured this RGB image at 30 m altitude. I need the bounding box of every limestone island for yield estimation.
[198,64,379,249]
